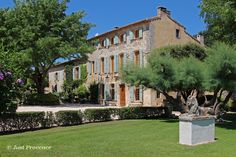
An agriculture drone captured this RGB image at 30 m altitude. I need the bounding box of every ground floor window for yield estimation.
[110,84,115,100]
[135,86,140,101]
[100,84,104,99]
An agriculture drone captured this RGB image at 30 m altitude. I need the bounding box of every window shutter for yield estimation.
[123,53,127,69]
[130,51,134,64]
[97,59,100,74]
[94,60,97,74]
[107,57,110,73]
[72,68,75,80]
[130,86,134,102]
[104,84,107,100]
[139,50,144,67]
[114,54,119,72]
[139,85,143,101]
[104,57,108,74]
[114,84,118,101]
[129,31,134,41]
[123,33,127,42]
[106,38,110,47]
[139,29,143,38]
[78,66,81,79]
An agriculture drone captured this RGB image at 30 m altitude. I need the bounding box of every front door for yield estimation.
[120,84,126,107]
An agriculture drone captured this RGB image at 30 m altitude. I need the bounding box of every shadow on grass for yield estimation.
[216,112,236,130]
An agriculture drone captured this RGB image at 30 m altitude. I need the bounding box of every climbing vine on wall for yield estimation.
[80,64,87,83]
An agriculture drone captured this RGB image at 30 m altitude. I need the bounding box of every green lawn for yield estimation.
[0,114,236,157]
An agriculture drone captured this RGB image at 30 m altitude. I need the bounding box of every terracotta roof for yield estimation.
[89,16,160,40]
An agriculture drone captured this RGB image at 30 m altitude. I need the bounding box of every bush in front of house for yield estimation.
[56,110,83,126]
[84,108,112,122]
[117,107,166,119]
[74,85,90,103]
[23,93,60,106]
[0,112,45,133]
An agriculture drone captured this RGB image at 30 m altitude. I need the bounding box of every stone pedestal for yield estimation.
[179,115,215,146]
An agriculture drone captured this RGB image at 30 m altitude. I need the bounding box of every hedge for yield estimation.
[0,112,45,133]
[84,108,112,122]
[116,107,166,119]
[23,93,60,106]
[0,107,168,133]
[56,110,83,126]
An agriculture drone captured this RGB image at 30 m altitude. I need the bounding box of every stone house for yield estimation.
[48,59,83,93]
[48,7,203,107]
[86,7,202,107]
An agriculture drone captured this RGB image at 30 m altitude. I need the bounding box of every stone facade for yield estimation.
[86,7,201,107]
[48,59,82,93]
[48,7,202,107]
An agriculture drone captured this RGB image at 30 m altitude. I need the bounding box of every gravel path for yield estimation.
[17,104,121,113]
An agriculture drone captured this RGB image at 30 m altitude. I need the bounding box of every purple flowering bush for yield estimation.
[0,70,22,115]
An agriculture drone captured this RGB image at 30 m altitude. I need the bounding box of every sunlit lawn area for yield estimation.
[0,114,236,157]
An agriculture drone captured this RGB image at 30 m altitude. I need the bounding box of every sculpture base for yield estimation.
[179,115,215,146]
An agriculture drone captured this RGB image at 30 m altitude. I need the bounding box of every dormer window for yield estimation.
[176,29,180,39]
[114,35,119,45]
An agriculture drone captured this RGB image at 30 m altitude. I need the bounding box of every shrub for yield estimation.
[0,112,45,133]
[89,82,99,104]
[0,70,21,115]
[24,93,60,106]
[74,85,89,103]
[117,107,166,119]
[56,110,83,126]
[84,109,111,122]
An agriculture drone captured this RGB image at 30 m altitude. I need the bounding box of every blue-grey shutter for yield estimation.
[139,85,143,101]
[139,29,143,38]
[97,59,101,74]
[139,50,144,67]
[114,84,118,101]
[104,57,108,74]
[106,38,110,47]
[78,66,81,79]
[130,86,134,102]
[72,68,75,80]
[106,84,110,100]
[129,31,134,41]
[94,60,97,74]
[114,54,119,72]
[123,33,127,42]
[123,53,127,69]
[107,57,110,73]
[104,84,107,100]
[130,52,134,64]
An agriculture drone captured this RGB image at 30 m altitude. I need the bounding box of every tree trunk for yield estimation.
[35,74,45,94]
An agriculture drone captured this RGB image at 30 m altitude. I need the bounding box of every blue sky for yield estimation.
[0,0,206,38]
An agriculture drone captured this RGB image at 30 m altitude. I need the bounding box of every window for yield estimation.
[111,37,114,45]
[101,58,104,73]
[134,30,139,39]
[110,56,114,73]
[119,54,124,70]
[157,91,161,98]
[114,36,119,45]
[134,51,140,65]
[120,33,126,43]
[92,61,95,74]
[74,67,80,80]
[135,86,140,101]
[176,29,180,39]
[110,84,115,100]
[55,72,58,81]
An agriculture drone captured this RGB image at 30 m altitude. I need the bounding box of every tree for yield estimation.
[200,0,236,46]
[0,0,94,94]
[122,43,236,115]
[122,43,207,112]
[205,42,236,115]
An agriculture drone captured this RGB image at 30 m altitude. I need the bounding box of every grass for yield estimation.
[0,114,236,157]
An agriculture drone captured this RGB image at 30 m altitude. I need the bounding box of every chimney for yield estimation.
[197,34,204,45]
[158,6,171,17]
